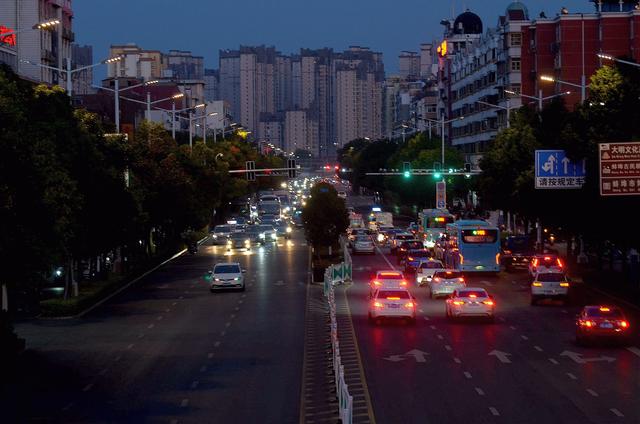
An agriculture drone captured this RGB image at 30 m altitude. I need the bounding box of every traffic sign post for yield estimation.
[599,142,640,196]
[245,161,256,181]
[535,150,586,189]
[287,158,296,179]
[436,181,446,209]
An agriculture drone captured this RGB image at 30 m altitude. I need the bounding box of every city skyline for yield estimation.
[74,0,589,78]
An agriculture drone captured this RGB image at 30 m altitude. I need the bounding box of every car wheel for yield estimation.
[240,285,246,292]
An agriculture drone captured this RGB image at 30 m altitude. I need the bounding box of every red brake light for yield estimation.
[483,299,494,306]
[408,257,414,261]
[469,294,477,298]
[400,281,408,286]
[404,302,415,308]
[557,258,563,267]
[544,256,551,260]
[433,277,441,282]
[446,271,453,275]
[579,320,595,327]
[599,306,610,312]
[386,296,401,300]
[619,320,629,328]
[533,259,538,267]
[458,277,465,282]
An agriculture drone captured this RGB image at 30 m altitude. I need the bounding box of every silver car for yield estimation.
[210,224,234,245]
[353,236,375,255]
[429,270,466,299]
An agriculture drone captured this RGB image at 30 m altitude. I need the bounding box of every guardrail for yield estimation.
[325,269,353,424]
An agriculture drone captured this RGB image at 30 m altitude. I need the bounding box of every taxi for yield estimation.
[368,288,417,324]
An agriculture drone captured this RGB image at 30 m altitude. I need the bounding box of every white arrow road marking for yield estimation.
[383,349,429,363]
[549,358,559,365]
[627,346,640,358]
[567,372,578,380]
[383,355,405,362]
[475,387,485,396]
[489,350,512,363]
[534,346,543,352]
[560,351,616,364]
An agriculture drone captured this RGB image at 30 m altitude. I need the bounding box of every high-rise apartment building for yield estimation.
[1,0,74,85]
[164,50,204,80]
[204,68,219,101]
[108,44,163,80]
[399,51,420,78]
[219,49,241,122]
[72,43,93,95]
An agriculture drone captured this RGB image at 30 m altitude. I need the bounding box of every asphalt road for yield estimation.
[346,243,640,424]
[6,232,310,424]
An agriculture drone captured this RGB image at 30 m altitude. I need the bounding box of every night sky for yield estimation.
[74,0,592,77]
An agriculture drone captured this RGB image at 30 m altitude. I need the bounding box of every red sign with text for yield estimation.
[599,142,640,196]
[0,25,16,47]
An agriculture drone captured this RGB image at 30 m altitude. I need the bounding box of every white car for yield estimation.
[369,270,408,297]
[210,224,234,245]
[528,254,564,277]
[257,224,278,242]
[531,272,570,305]
[227,232,251,251]
[353,236,375,255]
[446,288,495,321]
[208,262,246,291]
[429,270,466,299]
[368,288,416,324]
[416,259,445,286]
[338,191,347,199]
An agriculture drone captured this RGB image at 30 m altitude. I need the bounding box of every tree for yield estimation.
[302,182,349,252]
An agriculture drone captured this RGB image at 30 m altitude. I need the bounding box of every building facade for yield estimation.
[204,68,219,101]
[108,44,163,80]
[71,43,93,95]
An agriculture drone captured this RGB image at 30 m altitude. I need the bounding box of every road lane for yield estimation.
[8,232,309,423]
[346,244,640,424]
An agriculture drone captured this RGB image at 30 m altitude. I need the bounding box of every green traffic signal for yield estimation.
[403,171,411,178]
[433,172,441,179]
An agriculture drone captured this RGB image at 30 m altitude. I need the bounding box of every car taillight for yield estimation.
[533,259,538,267]
[619,320,629,328]
[483,300,494,306]
[400,281,408,286]
[503,250,512,255]
[372,281,382,286]
[433,277,440,282]
[373,302,383,308]
[408,257,414,261]
[496,253,500,265]
[404,302,415,308]
[452,300,465,306]
[559,282,569,287]
[579,320,596,327]
[386,297,401,300]
[532,282,543,287]
[458,277,465,282]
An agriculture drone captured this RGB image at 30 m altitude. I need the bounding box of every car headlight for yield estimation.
[259,233,266,239]
[226,240,232,245]
[245,239,250,245]
[234,277,240,281]
[271,233,277,239]
[417,276,423,282]
[214,278,221,281]
[286,227,292,233]
[213,234,218,239]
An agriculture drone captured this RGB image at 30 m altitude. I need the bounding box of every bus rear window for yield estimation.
[461,229,498,244]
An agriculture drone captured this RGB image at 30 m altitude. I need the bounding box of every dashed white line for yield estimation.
[147,323,155,329]
[463,371,472,379]
[179,296,184,300]
[489,407,500,416]
[127,344,134,350]
[453,357,462,364]
[610,408,624,417]
[220,331,226,336]
[423,316,430,321]
[225,322,231,328]
[567,372,578,380]
[549,358,559,365]
[241,294,247,298]
[238,300,244,304]
[534,346,543,352]
[509,325,517,330]
[157,316,163,321]
[214,341,221,348]
[62,402,74,412]
[172,302,177,306]
[561,309,568,314]
[165,308,171,313]
[475,387,485,396]
[99,368,109,376]
[521,335,529,340]
[587,389,599,397]
[137,333,145,339]
[430,325,437,330]
[230,314,236,319]
[114,355,122,362]
[627,346,640,357]
[418,309,424,313]
[235,306,240,311]
[437,334,444,340]
[200,365,207,372]
[82,383,94,392]
[184,291,189,294]
[444,345,452,351]
[190,380,199,390]
[499,317,506,322]
[180,399,189,408]
[208,353,214,359]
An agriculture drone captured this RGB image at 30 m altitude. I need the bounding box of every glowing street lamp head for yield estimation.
[144,80,159,86]
[540,75,555,83]
[194,103,206,109]
[597,53,614,61]
[171,93,184,99]
[35,19,60,29]
[104,56,122,64]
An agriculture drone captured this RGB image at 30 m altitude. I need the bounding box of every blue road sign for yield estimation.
[535,150,586,189]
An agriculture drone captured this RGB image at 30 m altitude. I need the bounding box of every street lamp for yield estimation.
[597,52,640,69]
[540,74,589,103]
[22,55,122,99]
[0,19,60,41]
[423,116,465,170]
[475,99,515,128]
[93,79,161,133]
[505,89,571,110]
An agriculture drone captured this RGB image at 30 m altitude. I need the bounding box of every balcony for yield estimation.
[62,28,75,42]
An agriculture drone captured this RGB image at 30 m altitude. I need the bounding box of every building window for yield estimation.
[510,83,521,95]
[510,58,521,72]
[510,33,522,47]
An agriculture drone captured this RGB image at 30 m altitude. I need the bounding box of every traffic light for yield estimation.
[403,162,411,178]
[433,162,442,179]
[287,158,296,179]
[464,162,472,178]
[246,160,256,181]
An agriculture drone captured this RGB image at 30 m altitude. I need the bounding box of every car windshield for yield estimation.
[421,261,443,269]
[214,265,240,274]
[408,250,429,257]
[378,273,403,280]
[585,307,624,318]
[435,271,463,279]
[214,225,233,233]
[378,290,410,299]
[258,225,274,231]
[458,290,487,298]
[230,233,247,240]
[356,236,371,242]
[536,273,565,282]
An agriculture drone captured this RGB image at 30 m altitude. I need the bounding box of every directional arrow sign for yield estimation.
[561,156,571,174]
[488,350,512,363]
[383,350,430,363]
[560,351,616,364]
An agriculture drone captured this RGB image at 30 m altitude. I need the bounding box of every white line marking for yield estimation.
[418,309,424,313]
[230,314,236,319]
[62,402,74,411]
[225,322,231,327]
[464,371,472,379]
[610,408,624,417]
[184,291,189,294]
[375,243,396,269]
[627,346,640,357]
[99,368,109,376]
[157,316,163,321]
[179,296,184,299]
[165,308,171,313]
[509,325,517,330]
[499,317,506,322]
[147,324,155,329]
[190,380,199,389]
[475,387,485,396]
[238,300,244,304]
[453,357,462,364]
[200,365,207,372]
[521,335,529,340]
[430,325,437,330]
[180,399,189,408]
[437,334,444,340]
[172,302,177,306]
[489,407,500,416]
[549,358,559,365]
[235,306,240,311]
[114,355,122,362]
[241,294,247,298]
[220,331,226,336]
[534,346,543,352]
[444,345,452,351]
[214,341,221,348]
[423,316,430,321]
[567,372,578,380]
[82,383,94,392]
[561,309,568,314]
[127,344,134,350]
[208,353,214,359]
[587,389,599,397]
[511,281,517,285]
[137,334,144,339]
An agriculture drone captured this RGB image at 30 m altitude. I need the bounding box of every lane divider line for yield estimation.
[82,383,94,392]
[489,407,500,416]
[464,371,472,379]
[534,346,543,352]
[180,399,189,408]
[566,372,578,380]
[610,408,624,417]
[453,357,462,364]
[475,387,485,396]
[549,358,559,365]
[587,389,599,397]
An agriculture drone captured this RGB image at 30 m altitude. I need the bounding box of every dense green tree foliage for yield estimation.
[302,182,349,250]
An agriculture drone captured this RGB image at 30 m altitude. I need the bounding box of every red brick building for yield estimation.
[521,0,640,109]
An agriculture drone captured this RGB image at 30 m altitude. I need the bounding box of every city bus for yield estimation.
[420,209,456,249]
[442,220,500,273]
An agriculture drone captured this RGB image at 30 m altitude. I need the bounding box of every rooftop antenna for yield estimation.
[451,0,455,20]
